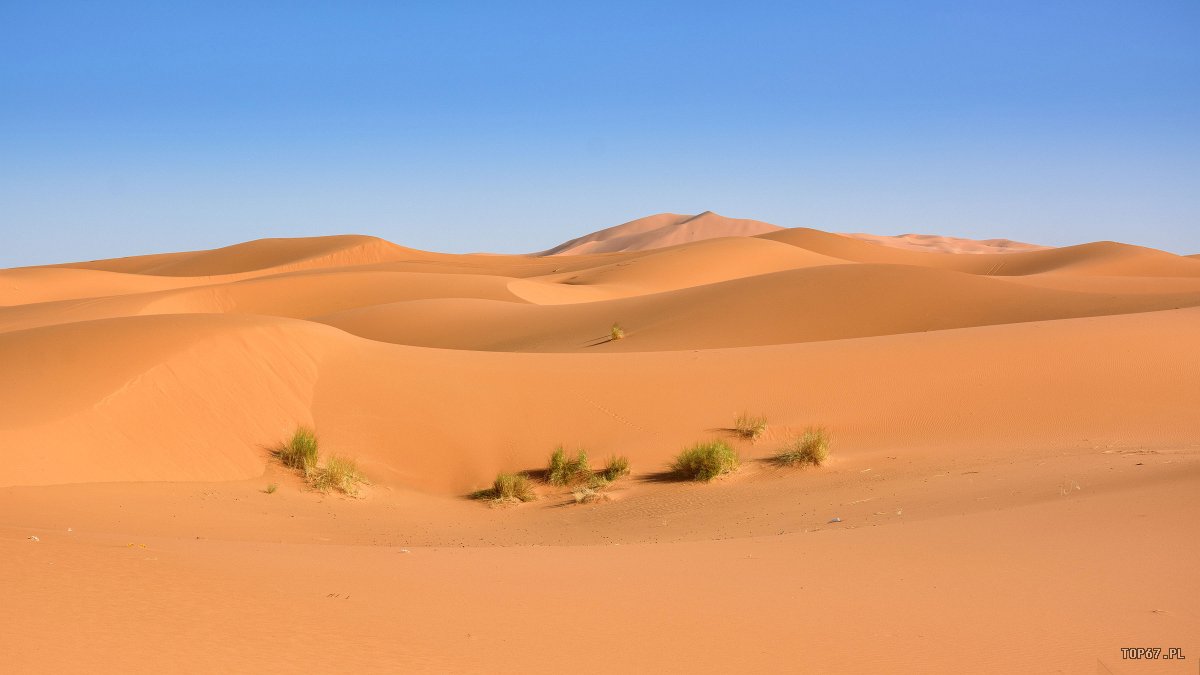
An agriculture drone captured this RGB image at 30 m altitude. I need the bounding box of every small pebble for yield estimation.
[829,517,842,523]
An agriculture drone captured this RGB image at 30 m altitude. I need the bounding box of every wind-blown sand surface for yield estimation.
[3,212,1198,673]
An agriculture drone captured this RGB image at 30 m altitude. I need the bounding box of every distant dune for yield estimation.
[844,231,1047,254]
[542,210,1049,256]
[540,211,783,254]
[4,214,1198,673]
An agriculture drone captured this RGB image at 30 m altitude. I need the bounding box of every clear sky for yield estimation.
[2,1,1198,267]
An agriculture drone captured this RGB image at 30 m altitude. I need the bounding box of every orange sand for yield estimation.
[2,212,1197,673]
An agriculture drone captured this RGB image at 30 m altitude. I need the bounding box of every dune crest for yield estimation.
[543,211,1055,257]
[541,211,783,255]
[55,234,424,277]
[845,231,1047,254]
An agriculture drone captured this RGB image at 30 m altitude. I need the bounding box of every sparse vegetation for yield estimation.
[610,323,625,341]
[601,455,630,481]
[312,455,365,495]
[672,440,739,481]
[264,483,278,494]
[775,428,831,467]
[547,446,593,486]
[274,426,366,496]
[734,412,768,441]
[475,472,537,502]
[277,426,320,475]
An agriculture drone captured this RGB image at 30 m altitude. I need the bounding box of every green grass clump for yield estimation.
[734,412,768,441]
[480,472,537,502]
[610,323,625,341]
[672,440,739,481]
[775,428,831,467]
[547,446,593,486]
[601,455,630,481]
[264,483,278,494]
[274,427,367,496]
[312,455,365,495]
[277,426,320,475]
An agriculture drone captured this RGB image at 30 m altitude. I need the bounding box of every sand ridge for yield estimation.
[844,231,1048,254]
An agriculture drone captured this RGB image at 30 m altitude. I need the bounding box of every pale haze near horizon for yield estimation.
[2,1,1198,268]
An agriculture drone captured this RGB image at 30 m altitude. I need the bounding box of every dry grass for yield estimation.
[610,323,625,341]
[474,472,537,502]
[733,412,767,441]
[547,446,593,486]
[274,427,366,496]
[276,426,319,475]
[775,428,831,467]
[264,483,278,494]
[672,440,739,481]
[311,455,366,495]
[601,455,630,481]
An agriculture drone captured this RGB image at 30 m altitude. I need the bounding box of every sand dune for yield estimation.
[0,267,208,306]
[845,231,1047,254]
[0,315,326,487]
[4,214,1198,673]
[316,265,1200,352]
[542,211,783,255]
[762,227,1200,276]
[57,234,424,276]
[5,215,1198,489]
[544,211,1050,257]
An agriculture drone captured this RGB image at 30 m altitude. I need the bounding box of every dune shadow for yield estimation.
[638,469,690,484]
[707,427,742,437]
[522,468,551,483]
[757,455,793,469]
[546,495,595,509]
[258,442,287,460]
[582,335,615,348]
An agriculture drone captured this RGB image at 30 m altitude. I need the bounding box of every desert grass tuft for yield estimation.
[601,455,630,481]
[264,483,278,494]
[312,455,365,495]
[475,472,537,502]
[610,323,625,341]
[775,428,831,467]
[276,426,320,475]
[547,446,593,486]
[733,412,768,441]
[274,426,367,495]
[672,440,739,481]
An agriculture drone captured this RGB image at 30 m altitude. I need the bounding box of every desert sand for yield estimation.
[2,212,1198,673]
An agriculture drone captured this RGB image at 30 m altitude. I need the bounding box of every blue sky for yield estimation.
[2,1,1198,266]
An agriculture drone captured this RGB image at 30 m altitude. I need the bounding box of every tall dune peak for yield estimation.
[539,211,784,255]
